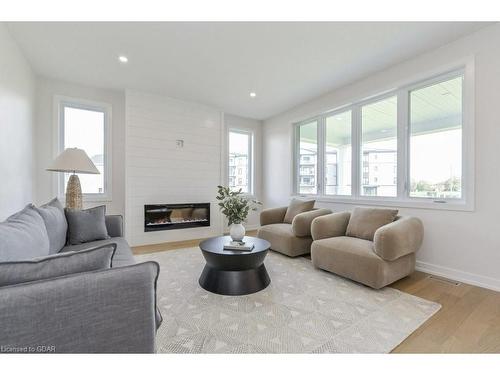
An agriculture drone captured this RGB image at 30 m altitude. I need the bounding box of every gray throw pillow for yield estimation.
[346,207,399,241]
[0,205,50,262]
[283,198,315,224]
[34,198,68,254]
[0,244,116,288]
[65,205,110,245]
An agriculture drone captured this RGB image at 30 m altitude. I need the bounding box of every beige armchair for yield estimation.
[310,210,424,289]
[257,206,332,257]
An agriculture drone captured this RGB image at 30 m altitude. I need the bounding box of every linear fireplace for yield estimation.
[144,203,210,232]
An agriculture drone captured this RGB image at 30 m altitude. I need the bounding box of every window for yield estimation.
[409,75,463,199]
[361,96,397,197]
[325,111,351,195]
[58,98,111,200]
[228,130,253,194]
[293,68,471,209]
[297,121,318,194]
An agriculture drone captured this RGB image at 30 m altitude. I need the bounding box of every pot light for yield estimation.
[118,55,128,63]
[249,92,257,98]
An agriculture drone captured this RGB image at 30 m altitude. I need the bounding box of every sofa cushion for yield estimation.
[34,198,68,254]
[283,199,315,224]
[105,215,123,238]
[346,207,398,241]
[0,243,116,288]
[65,205,110,245]
[257,223,313,257]
[311,236,415,289]
[0,205,50,261]
[61,237,135,267]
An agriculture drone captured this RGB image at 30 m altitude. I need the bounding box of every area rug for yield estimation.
[136,248,440,353]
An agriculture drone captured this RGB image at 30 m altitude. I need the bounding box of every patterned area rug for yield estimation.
[136,247,440,353]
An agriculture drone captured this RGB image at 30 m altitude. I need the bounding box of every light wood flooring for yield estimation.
[132,231,500,353]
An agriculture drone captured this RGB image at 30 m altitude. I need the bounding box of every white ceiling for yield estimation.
[7,22,491,120]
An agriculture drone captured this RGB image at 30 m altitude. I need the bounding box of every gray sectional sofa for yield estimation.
[0,199,160,353]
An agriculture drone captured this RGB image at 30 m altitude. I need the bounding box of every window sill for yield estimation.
[241,193,258,201]
[59,194,112,204]
[293,194,474,212]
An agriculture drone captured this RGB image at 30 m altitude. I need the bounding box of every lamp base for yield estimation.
[66,174,83,209]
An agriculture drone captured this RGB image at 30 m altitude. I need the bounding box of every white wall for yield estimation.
[125,91,225,246]
[125,92,264,246]
[34,77,126,215]
[0,24,35,220]
[224,113,263,230]
[263,24,500,291]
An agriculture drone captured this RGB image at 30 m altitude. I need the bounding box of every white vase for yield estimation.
[229,223,245,242]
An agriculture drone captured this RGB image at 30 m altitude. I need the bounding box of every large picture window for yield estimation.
[409,75,463,199]
[228,130,253,194]
[57,98,111,200]
[361,96,398,197]
[293,69,470,209]
[325,111,351,195]
[297,121,318,195]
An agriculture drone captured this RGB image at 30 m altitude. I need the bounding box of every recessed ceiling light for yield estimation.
[249,92,257,98]
[118,55,128,63]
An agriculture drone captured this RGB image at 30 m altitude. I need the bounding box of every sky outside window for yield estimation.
[63,106,105,194]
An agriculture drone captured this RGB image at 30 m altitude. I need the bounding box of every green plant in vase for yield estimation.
[216,185,262,241]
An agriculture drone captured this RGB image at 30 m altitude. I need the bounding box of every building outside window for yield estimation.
[228,130,253,194]
[297,121,318,194]
[325,111,351,195]
[360,95,398,197]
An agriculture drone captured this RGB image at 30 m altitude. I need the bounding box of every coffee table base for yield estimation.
[199,264,270,296]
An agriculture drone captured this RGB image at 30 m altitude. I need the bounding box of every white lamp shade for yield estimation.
[46,148,100,174]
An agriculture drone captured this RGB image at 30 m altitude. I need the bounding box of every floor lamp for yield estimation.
[47,148,100,209]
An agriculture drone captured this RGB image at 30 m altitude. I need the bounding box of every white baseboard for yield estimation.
[416,260,500,292]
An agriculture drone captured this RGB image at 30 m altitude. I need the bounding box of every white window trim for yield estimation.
[227,128,254,197]
[292,60,475,212]
[53,95,113,203]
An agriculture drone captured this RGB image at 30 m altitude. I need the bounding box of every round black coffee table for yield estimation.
[198,236,271,296]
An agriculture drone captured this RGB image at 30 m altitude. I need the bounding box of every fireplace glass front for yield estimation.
[144,203,210,232]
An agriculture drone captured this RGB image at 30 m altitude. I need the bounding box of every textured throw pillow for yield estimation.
[65,205,110,245]
[346,207,399,241]
[0,205,50,262]
[0,244,116,288]
[283,199,315,224]
[34,198,68,254]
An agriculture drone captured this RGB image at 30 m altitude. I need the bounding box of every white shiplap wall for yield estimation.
[125,90,224,246]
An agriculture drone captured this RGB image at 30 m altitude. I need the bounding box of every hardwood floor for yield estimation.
[391,271,500,353]
[132,230,259,255]
[132,232,500,353]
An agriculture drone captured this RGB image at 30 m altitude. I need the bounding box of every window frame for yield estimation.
[54,95,112,202]
[405,70,466,203]
[292,64,474,211]
[323,109,353,197]
[294,118,321,196]
[357,92,399,200]
[227,128,254,196]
